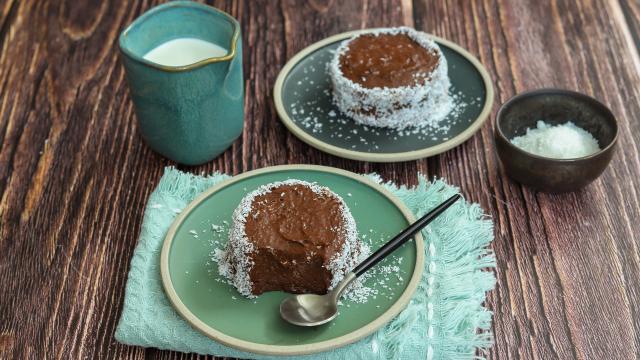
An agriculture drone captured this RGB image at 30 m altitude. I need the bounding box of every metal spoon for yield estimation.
[280,194,461,326]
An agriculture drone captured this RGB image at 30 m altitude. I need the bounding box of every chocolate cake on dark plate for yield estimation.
[330,27,452,130]
[219,180,363,297]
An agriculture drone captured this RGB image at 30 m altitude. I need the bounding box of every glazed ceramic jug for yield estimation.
[119,1,243,165]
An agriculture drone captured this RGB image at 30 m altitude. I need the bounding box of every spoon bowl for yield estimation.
[280,272,355,326]
[279,294,339,326]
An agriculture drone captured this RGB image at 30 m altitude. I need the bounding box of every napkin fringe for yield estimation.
[370,174,496,360]
[156,167,230,200]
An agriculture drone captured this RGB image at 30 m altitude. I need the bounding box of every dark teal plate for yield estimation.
[274,29,494,162]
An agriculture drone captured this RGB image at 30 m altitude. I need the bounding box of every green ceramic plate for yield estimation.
[160,165,424,355]
[274,29,494,162]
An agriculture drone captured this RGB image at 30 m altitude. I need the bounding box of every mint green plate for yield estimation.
[160,165,424,355]
[274,29,494,162]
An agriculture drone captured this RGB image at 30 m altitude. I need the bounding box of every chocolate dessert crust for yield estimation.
[339,33,440,89]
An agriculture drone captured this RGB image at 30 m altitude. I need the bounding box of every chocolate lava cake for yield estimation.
[330,27,452,130]
[218,180,362,298]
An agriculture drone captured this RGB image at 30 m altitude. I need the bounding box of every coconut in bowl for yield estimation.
[495,89,618,193]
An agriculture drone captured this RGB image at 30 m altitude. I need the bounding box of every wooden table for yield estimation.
[1,0,639,358]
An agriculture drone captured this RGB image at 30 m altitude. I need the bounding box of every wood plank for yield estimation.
[618,0,640,52]
[0,0,639,359]
[0,0,155,359]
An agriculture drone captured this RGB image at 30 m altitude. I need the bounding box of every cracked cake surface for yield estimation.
[330,27,452,130]
[218,180,361,298]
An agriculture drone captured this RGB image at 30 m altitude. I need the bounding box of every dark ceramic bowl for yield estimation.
[495,89,618,193]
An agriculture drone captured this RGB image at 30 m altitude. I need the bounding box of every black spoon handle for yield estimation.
[352,194,461,277]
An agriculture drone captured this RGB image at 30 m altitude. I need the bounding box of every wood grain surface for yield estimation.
[1,0,639,359]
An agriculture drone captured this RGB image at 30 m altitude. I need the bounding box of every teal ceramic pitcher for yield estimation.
[119,1,243,165]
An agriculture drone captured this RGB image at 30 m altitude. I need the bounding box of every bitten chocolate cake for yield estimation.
[330,27,452,130]
[218,180,362,298]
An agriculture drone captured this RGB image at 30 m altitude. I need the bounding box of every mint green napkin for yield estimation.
[115,167,495,359]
